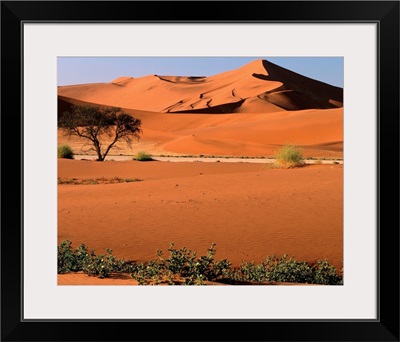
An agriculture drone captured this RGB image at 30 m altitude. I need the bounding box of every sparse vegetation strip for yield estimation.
[58,240,343,285]
[58,176,141,185]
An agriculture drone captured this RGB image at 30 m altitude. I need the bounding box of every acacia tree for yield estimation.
[58,104,142,161]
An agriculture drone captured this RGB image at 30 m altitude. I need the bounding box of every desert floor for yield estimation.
[58,158,343,285]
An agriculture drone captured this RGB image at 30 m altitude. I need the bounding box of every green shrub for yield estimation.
[57,240,76,273]
[129,243,231,285]
[57,241,90,273]
[57,144,74,159]
[57,240,135,278]
[155,242,231,284]
[134,151,153,161]
[57,240,342,285]
[82,248,119,278]
[225,254,343,285]
[274,144,304,168]
[311,259,343,285]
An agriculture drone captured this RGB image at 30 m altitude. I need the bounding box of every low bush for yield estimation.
[148,242,231,285]
[225,254,343,285]
[58,240,134,278]
[82,248,126,278]
[57,144,74,159]
[134,151,153,161]
[57,240,343,285]
[274,144,304,168]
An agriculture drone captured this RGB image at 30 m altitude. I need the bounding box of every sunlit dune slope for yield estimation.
[58,94,342,158]
[58,59,343,114]
[58,59,343,158]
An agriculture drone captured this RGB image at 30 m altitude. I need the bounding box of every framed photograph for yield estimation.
[2,1,399,341]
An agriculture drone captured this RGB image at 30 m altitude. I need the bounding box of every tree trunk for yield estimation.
[94,140,104,161]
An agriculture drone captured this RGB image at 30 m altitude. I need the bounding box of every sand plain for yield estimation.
[58,159,343,285]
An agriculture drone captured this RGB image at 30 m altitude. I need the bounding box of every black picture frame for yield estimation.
[1,1,399,341]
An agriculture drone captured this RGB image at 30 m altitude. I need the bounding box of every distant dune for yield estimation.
[58,59,343,158]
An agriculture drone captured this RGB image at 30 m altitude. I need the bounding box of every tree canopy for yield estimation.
[58,104,142,161]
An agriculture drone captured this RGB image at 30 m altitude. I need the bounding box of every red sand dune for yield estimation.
[58,59,343,159]
[58,59,342,113]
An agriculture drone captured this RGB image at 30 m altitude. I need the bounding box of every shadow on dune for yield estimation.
[250,60,343,110]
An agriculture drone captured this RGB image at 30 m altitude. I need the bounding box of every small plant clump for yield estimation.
[274,144,304,168]
[134,151,153,161]
[57,144,74,159]
[58,240,343,285]
[58,240,134,278]
[225,255,343,285]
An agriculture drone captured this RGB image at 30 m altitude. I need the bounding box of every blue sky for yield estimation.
[58,57,343,88]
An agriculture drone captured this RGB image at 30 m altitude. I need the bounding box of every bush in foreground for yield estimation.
[225,255,342,285]
[57,240,343,285]
[274,144,304,168]
[58,240,133,278]
[57,144,74,159]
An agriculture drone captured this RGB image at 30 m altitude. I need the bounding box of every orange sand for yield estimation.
[58,159,343,285]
